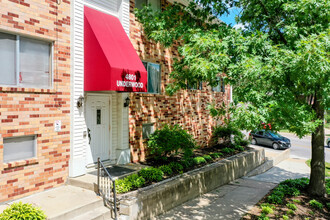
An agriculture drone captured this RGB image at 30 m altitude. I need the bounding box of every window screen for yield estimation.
[147,62,161,93]
[0,33,16,85]
[143,123,155,139]
[135,0,147,9]
[20,37,51,88]
[3,136,36,163]
[149,0,161,11]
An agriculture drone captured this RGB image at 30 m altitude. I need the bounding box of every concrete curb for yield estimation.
[246,148,291,177]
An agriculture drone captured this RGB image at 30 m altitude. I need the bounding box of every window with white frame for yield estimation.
[135,0,161,11]
[212,76,225,92]
[3,136,37,163]
[0,32,52,88]
[143,61,161,94]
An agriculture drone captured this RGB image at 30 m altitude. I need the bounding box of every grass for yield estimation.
[306,159,330,177]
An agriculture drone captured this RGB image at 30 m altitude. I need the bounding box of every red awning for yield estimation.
[84,6,147,92]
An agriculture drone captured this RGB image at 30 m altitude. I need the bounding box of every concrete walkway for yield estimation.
[156,156,310,220]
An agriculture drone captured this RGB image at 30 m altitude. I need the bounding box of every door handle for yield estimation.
[88,128,91,144]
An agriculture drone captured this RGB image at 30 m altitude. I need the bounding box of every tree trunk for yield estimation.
[308,95,325,197]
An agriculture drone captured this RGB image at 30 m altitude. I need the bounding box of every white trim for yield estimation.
[84,2,119,17]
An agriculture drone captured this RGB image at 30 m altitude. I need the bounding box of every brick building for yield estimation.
[69,0,230,177]
[0,0,230,202]
[0,0,71,202]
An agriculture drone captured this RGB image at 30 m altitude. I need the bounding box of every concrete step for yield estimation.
[50,196,104,220]
[71,206,111,220]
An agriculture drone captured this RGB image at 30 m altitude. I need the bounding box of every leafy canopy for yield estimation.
[135,0,330,137]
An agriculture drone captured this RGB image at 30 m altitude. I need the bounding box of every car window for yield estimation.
[267,131,282,138]
[257,131,264,135]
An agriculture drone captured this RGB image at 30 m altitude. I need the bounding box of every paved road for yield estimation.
[279,132,330,162]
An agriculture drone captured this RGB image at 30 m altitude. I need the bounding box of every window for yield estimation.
[212,76,225,92]
[187,81,203,90]
[135,0,161,11]
[143,123,155,139]
[0,32,52,88]
[143,61,161,94]
[3,136,36,163]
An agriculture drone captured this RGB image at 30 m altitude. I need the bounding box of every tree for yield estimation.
[135,0,330,196]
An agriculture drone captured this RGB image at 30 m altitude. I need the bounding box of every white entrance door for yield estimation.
[86,95,110,164]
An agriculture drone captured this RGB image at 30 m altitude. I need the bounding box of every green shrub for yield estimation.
[222,147,235,154]
[236,139,250,147]
[203,155,213,161]
[0,202,46,220]
[309,199,323,209]
[286,203,297,210]
[168,162,184,173]
[326,179,330,195]
[280,178,309,190]
[282,215,289,220]
[209,152,223,159]
[193,157,206,165]
[210,124,245,147]
[147,124,195,160]
[286,209,295,215]
[139,167,164,182]
[233,145,244,151]
[292,199,301,203]
[158,165,173,176]
[257,214,269,220]
[267,190,284,204]
[115,178,132,194]
[125,174,146,188]
[261,206,273,215]
[180,158,194,169]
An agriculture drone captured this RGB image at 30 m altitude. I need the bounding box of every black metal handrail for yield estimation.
[97,157,118,220]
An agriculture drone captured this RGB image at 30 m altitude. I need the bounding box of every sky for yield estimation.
[219,7,243,28]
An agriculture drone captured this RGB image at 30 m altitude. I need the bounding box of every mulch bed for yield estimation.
[242,189,330,219]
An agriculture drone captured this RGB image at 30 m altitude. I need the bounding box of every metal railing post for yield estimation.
[97,157,100,195]
[112,180,118,220]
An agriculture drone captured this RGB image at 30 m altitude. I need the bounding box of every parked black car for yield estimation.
[250,130,291,150]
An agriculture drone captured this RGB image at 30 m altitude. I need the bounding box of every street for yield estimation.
[279,132,330,162]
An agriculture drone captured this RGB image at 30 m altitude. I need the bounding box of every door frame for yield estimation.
[85,93,113,165]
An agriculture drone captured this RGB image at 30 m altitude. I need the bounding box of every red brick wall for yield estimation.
[0,0,70,202]
[129,0,230,162]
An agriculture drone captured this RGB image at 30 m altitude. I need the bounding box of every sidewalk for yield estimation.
[156,150,310,220]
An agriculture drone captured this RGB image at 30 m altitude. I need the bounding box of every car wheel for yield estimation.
[328,142,330,148]
[272,143,280,150]
[251,138,257,145]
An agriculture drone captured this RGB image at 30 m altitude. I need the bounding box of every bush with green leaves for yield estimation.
[286,209,295,215]
[158,165,173,176]
[180,158,194,169]
[210,124,246,148]
[209,152,223,159]
[203,155,212,161]
[282,215,289,220]
[222,147,235,154]
[147,124,195,160]
[0,202,46,220]
[309,199,323,209]
[233,145,244,151]
[139,167,164,182]
[261,206,273,215]
[193,156,206,165]
[115,178,132,194]
[257,214,269,220]
[168,162,184,173]
[125,174,146,188]
[286,203,297,211]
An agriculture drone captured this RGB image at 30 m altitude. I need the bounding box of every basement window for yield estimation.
[143,123,155,139]
[3,136,37,163]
